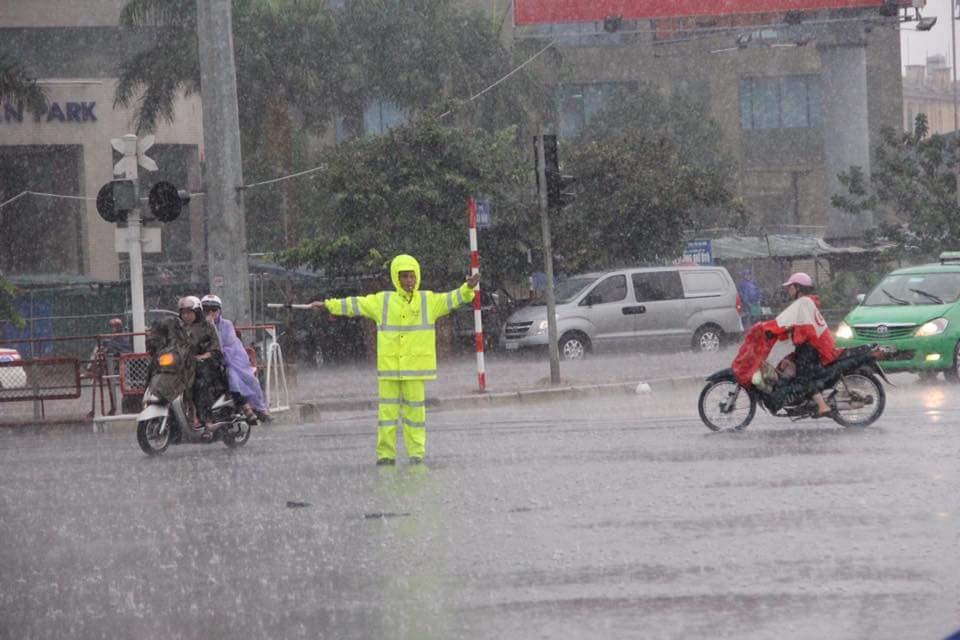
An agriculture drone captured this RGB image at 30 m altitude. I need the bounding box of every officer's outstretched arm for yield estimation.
[322,293,382,322]
[430,280,476,319]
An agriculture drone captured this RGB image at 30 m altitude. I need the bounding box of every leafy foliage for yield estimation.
[278,119,535,286]
[0,52,47,114]
[833,114,960,257]
[554,85,745,271]
[0,272,23,327]
[116,0,542,252]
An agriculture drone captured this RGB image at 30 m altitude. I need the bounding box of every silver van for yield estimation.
[503,265,742,359]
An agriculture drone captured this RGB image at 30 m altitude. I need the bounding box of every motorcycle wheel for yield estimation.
[698,378,756,432]
[828,371,885,428]
[137,417,170,455]
[223,420,251,448]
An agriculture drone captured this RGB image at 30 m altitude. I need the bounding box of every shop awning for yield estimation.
[705,235,892,260]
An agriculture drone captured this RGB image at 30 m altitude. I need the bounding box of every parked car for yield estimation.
[0,348,27,389]
[502,265,742,359]
[451,285,518,351]
[835,252,960,380]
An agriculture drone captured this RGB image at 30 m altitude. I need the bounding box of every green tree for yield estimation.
[554,85,745,272]
[833,114,959,258]
[278,118,534,286]
[115,0,541,251]
[0,54,47,325]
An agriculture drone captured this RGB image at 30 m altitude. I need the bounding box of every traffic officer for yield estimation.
[310,254,479,465]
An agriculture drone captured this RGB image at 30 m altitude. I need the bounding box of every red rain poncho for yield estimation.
[731,295,841,388]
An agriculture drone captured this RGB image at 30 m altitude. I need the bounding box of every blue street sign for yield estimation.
[681,240,712,265]
[476,198,491,229]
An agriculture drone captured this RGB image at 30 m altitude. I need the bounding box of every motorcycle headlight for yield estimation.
[835,322,854,340]
[916,318,949,337]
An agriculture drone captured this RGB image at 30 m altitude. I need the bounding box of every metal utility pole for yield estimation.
[197,0,251,325]
[119,134,147,353]
[535,128,561,384]
[952,1,960,210]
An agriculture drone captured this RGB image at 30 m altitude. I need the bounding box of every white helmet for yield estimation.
[201,294,222,311]
[178,295,202,314]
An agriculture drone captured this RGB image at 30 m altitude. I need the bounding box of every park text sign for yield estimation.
[515,0,887,24]
[1,101,97,124]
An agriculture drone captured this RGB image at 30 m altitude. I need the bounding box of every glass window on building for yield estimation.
[364,99,408,136]
[555,83,635,139]
[336,98,409,142]
[740,75,822,130]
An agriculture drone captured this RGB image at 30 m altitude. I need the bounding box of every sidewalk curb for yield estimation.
[296,375,707,419]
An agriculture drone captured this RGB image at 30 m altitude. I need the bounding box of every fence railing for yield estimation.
[0,325,288,424]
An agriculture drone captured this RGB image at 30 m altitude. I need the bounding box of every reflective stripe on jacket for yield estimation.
[323,254,475,380]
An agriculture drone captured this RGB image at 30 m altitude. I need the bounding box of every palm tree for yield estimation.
[0,53,47,114]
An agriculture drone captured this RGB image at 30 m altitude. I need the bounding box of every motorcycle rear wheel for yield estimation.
[698,379,756,432]
[137,417,170,455]
[828,371,885,428]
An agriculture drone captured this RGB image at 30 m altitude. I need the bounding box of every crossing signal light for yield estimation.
[542,134,577,209]
[96,179,137,223]
[147,181,190,223]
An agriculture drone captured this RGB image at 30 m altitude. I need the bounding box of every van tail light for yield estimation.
[735,293,743,315]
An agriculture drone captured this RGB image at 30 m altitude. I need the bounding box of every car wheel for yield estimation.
[559,332,589,361]
[693,325,724,353]
[945,342,960,383]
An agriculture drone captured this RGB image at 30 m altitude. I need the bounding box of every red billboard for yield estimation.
[514,1,886,25]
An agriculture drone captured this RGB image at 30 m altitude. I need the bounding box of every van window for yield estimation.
[681,271,726,298]
[582,275,627,305]
[633,272,683,302]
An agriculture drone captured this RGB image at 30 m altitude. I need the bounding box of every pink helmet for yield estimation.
[782,272,813,288]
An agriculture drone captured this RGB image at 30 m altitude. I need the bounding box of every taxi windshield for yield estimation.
[863,273,960,307]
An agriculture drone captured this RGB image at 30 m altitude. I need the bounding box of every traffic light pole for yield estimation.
[120,134,147,353]
[535,130,561,385]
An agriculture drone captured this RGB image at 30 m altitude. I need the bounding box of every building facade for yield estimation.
[476,2,904,241]
[903,54,957,135]
[0,0,205,282]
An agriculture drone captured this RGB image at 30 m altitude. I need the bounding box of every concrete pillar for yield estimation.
[197,0,251,325]
[819,41,873,241]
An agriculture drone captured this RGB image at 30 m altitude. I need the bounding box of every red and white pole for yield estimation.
[469,197,486,392]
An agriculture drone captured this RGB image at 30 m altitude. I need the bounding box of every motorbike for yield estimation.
[698,340,891,432]
[136,350,253,455]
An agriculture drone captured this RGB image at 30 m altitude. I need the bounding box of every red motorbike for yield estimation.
[698,324,890,431]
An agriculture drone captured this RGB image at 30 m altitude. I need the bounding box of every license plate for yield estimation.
[505,342,519,350]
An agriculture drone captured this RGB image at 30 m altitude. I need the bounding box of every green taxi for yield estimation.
[836,252,960,379]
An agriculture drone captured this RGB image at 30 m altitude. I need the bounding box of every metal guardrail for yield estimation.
[0,358,81,403]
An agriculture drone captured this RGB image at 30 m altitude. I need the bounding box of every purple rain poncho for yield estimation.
[214,316,267,412]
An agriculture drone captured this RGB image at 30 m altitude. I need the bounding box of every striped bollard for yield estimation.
[469,197,486,392]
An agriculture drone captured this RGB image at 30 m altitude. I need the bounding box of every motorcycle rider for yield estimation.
[200,294,269,423]
[763,273,841,417]
[178,296,229,435]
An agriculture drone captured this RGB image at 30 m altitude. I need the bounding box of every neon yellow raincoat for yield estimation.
[324,254,474,460]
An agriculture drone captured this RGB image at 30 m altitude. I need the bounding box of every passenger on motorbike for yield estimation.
[201,294,268,423]
[178,296,229,434]
[763,273,842,417]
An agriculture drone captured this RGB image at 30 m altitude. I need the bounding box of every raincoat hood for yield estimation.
[390,254,421,296]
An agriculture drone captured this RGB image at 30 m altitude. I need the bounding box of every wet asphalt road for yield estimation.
[0,383,958,639]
